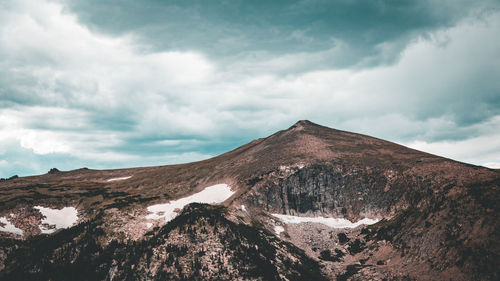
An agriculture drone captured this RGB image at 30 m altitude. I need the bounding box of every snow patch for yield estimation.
[146,223,153,228]
[146,184,234,222]
[38,226,55,234]
[272,214,379,228]
[241,205,246,212]
[106,176,132,182]
[274,225,285,235]
[34,206,78,234]
[0,217,23,235]
[279,163,305,171]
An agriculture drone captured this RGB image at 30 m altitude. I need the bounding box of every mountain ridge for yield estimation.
[1,120,498,280]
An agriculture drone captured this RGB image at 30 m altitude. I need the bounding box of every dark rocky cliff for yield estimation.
[245,164,403,218]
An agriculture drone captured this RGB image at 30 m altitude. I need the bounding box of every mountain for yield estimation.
[0,120,498,280]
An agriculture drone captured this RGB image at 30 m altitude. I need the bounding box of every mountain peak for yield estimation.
[288,119,318,130]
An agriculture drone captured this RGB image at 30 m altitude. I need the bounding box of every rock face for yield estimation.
[0,120,499,280]
[245,164,402,218]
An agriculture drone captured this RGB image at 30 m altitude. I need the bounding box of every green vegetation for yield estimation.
[318,248,345,262]
[347,239,366,254]
[337,232,349,244]
[336,264,364,281]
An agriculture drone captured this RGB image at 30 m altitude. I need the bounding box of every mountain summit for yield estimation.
[1,121,498,280]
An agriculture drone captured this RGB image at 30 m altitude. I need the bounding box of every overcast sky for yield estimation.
[1,0,499,177]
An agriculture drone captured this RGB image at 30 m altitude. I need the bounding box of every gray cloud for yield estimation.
[0,0,499,177]
[63,0,499,69]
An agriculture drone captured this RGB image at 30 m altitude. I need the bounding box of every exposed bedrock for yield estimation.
[244,164,434,220]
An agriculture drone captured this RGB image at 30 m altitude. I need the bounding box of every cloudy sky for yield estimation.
[1,0,499,177]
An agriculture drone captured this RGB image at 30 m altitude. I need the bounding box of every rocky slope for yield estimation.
[1,204,326,281]
[0,120,498,280]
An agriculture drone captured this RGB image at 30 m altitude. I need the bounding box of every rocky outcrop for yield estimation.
[244,163,432,220]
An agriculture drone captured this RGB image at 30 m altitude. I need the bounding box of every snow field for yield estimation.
[272,214,379,228]
[146,184,235,222]
[0,217,23,235]
[274,225,285,235]
[106,176,132,182]
[34,206,78,234]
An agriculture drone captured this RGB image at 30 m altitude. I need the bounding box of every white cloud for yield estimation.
[0,0,215,163]
[0,0,499,176]
[482,163,500,169]
[405,133,500,169]
[0,0,213,109]
[20,131,71,155]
